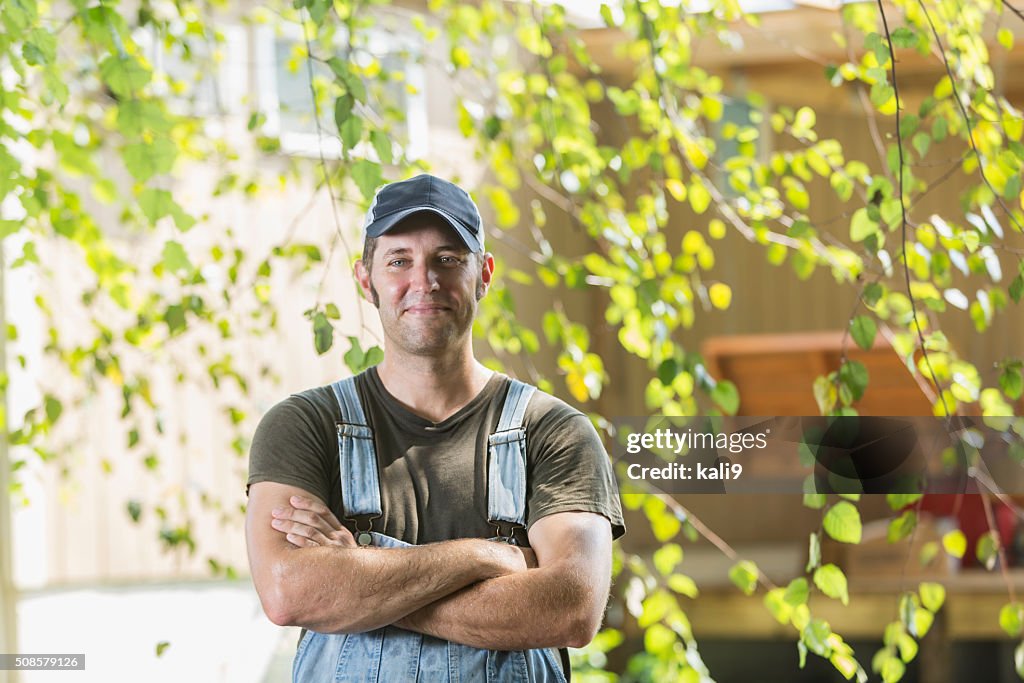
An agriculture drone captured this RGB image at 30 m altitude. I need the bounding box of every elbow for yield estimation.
[258,570,299,627]
[559,592,604,649]
[257,560,361,632]
[564,612,602,649]
[256,559,309,628]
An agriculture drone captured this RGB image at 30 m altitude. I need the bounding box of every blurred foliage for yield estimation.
[2,0,1024,679]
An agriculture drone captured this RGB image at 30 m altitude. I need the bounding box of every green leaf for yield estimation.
[886,493,922,510]
[802,619,832,656]
[865,32,889,65]
[689,180,711,214]
[643,623,676,656]
[138,188,175,225]
[334,93,355,129]
[804,493,827,510]
[823,501,862,544]
[784,577,809,606]
[814,564,850,605]
[653,543,683,575]
[156,641,170,657]
[895,632,918,663]
[919,582,945,612]
[864,282,884,306]
[912,132,931,158]
[998,28,1015,50]
[1011,266,1024,298]
[807,532,822,572]
[649,505,681,541]
[99,55,151,97]
[327,59,367,102]
[870,82,895,109]
[127,500,142,523]
[344,336,383,373]
[729,560,759,595]
[340,115,363,150]
[881,654,906,683]
[351,159,383,201]
[161,241,192,274]
[850,315,877,350]
[977,531,999,570]
[764,587,793,624]
[839,360,869,402]
[891,27,918,49]
[712,379,739,414]
[44,395,62,424]
[117,101,172,136]
[123,139,177,181]
[887,510,916,542]
[370,130,392,164]
[850,207,877,242]
[1004,608,1024,657]
[312,312,333,354]
[164,304,186,334]
[942,529,966,559]
[667,574,699,598]
[1000,365,1023,400]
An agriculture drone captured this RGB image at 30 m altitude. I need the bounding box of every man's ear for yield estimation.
[354,260,376,304]
[477,252,495,300]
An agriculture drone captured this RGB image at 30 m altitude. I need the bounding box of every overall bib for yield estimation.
[292,377,568,683]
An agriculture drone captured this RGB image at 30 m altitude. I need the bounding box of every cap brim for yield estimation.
[364,206,483,252]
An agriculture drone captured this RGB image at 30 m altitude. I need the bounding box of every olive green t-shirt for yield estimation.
[247,367,625,545]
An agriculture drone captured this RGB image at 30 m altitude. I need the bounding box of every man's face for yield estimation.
[355,214,493,357]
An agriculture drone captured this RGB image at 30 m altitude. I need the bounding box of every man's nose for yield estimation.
[410,262,440,292]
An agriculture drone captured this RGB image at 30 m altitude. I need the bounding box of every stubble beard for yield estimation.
[370,278,484,357]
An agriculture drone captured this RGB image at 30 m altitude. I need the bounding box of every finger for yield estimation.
[276,508,340,534]
[289,497,344,530]
[329,526,358,546]
[272,518,332,546]
[286,532,320,548]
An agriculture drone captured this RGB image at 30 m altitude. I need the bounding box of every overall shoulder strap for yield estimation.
[487,379,536,539]
[329,376,382,538]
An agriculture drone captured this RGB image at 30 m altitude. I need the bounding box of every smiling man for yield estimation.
[245,174,625,682]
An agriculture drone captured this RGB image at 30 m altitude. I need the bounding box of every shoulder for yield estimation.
[520,383,588,431]
[504,380,601,447]
[258,384,339,429]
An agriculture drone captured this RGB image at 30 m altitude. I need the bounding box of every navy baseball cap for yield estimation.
[362,174,485,253]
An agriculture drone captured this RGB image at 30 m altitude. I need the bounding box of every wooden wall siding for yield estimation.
[12,13,1023,586]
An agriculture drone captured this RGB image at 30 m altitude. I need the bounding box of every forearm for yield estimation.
[266,538,511,633]
[396,560,604,650]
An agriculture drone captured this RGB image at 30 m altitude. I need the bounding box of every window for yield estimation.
[132,24,246,117]
[256,21,428,160]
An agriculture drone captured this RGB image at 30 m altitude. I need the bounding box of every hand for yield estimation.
[271,495,357,548]
[487,541,538,576]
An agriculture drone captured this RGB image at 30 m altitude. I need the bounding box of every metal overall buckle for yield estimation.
[493,521,519,545]
[353,517,374,546]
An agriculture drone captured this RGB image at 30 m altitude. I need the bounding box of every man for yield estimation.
[246,174,625,682]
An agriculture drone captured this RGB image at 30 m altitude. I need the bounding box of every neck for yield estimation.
[375,344,493,423]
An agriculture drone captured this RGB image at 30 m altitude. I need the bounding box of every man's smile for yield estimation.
[403,303,452,315]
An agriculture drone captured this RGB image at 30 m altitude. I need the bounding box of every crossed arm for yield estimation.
[245,481,613,650]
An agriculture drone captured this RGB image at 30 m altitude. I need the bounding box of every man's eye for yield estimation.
[389,259,406,267]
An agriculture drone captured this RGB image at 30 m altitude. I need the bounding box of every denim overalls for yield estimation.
[292,376,568,683]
